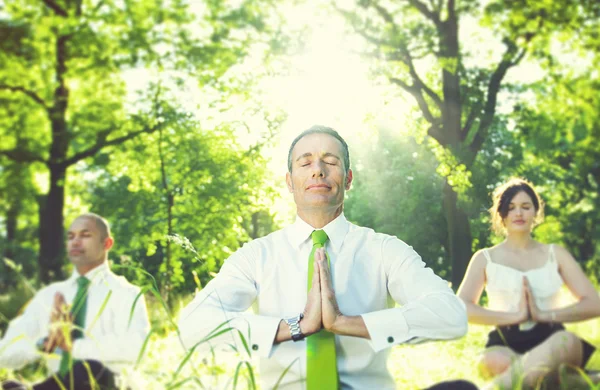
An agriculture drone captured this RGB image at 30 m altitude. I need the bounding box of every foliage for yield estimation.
[0,0,281,283]
[334,0,600,287]
[75,112,278,294]
[345,127,448,277]
[334,0,537,287]
[506,76,600,269]
[0,279,35,333]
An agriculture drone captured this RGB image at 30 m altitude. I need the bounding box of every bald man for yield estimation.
[0,213,150,390]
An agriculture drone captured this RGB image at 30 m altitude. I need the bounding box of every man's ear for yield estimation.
[104,236,114,251]
[345,169,353,191]
[286,171,294,193]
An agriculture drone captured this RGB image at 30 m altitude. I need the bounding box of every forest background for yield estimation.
[1,0,599,388]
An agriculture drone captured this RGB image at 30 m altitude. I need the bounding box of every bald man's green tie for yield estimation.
[58,276,90,376]
[307,230,338,389]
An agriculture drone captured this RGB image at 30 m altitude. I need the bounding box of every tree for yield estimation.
[81,115,278,296]
[345,128,449,277]
[511,78,600,264]
[337,0,591,287]
[494,0,600,267]
[0,0,276,283]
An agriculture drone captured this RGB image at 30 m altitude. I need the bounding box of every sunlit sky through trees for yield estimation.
[117,0,578,223]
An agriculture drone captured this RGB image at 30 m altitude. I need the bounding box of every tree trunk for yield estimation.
[38,163,67,283]
[442,181,472,290]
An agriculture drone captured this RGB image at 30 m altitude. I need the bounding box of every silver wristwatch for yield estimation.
[285,313,305,342]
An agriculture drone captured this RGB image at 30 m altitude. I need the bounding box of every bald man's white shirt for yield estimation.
[0,262,150,374]
[179,213,467,390]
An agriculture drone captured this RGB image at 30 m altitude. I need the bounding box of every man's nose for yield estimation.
[311,162,325,178]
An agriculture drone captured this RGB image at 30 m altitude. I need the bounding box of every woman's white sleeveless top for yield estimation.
[484,244,563,330]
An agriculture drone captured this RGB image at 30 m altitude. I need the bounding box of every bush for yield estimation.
[0,280,35,333]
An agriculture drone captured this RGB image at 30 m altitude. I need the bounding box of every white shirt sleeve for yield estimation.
[0,294,44,369]
[361,237,467,352]
[72,285,151,364]
[178,244,281,358]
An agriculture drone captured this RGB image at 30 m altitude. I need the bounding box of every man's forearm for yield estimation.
[331,315,370,339]
[274,319,325,344]
[274,320,292,344]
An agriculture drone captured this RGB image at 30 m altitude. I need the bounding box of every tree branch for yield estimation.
[408,62,443,108]
[389,76,443,143]
[447,0,456,23]
[40,0,68,16]
[63,125,158,166]
[361,2,444,111]
[427,0,439,12]
[369,1,396,26]
[408,0,441,27]
[0,84,49,109]
[387,49,443,109]
[0,148,47,164]
[461,105,479,140]
[469,41,523,154]
[389,77,435,122]
[351,1,445,138]
[339,13,388,48]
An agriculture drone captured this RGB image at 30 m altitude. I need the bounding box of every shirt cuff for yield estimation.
[71,338,99,361]
[243,315,282,358]
[361,308,412,353]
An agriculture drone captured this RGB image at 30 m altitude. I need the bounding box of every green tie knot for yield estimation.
[311,230,329,247]
[77,276,90,289]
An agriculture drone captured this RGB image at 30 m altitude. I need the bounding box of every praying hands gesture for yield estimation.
[519,276,556,324]
[315,248,343,331]
[521,276,554,322]
[44,292,73,353]
[276,248,370,342]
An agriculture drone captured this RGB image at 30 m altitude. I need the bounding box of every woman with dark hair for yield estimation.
[457,178,600,389]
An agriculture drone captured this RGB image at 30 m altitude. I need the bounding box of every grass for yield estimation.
[120,317,600,389]
[2,285,600,389]
[390,320,600,390]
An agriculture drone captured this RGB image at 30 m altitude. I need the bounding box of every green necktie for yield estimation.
[306,230,338,390]
[58,276,90,376]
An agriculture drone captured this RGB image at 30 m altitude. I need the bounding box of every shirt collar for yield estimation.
[67,261,110,286]
[287,212,349,252]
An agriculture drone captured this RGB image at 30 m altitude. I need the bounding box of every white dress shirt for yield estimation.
[0,262,150,375]
[179,213,467,389]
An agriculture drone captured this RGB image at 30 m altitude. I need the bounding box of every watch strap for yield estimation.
[285,313,305,342]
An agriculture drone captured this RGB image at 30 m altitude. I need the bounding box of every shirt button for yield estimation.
[252,344,259,351]
[387,336,394,343]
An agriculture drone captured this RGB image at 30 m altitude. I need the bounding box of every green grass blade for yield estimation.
[244,361,256,390]
[236,329,251,357]
[128,284,152,329]
[135,327,155,369]
[166,376,205,390]
[86,290,112,331]
[273,358,299,390]
[232,361,244,389]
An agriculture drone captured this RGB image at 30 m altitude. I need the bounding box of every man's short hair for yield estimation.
[76,213,111,241]
[287,125,351,173]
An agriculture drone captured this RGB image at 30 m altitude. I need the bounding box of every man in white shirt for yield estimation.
[178,126,469,389]
[0,213,150,390]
